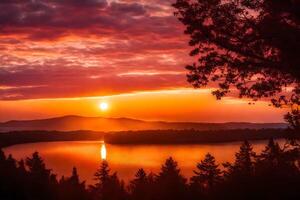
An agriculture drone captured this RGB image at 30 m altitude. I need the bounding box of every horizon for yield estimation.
[0,114,287,124]
[0,88,287,122]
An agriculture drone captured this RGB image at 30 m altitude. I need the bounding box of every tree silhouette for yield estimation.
[284,109,300,131]
[191,153,222,190]
[222,141,257,199]
[261,138,299,173]
[95,161,110,185]
[58,167,88,200]
[90,161,127,200]
[0,150,25,200]
[15,159,28,199]
[18,159,27,175]
[26,152,58,200]
[258,139,282,163]
[155,157,187,200]
[0,150,10,199]
[254,139,300,199]
[173,0,300,126]
[189,153,222,199]
[0,151,28,199]
[129,168,152,200]
[225,141,256,177]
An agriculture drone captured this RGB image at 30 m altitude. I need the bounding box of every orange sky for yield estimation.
[0,89,287,122]
[0,0,287,122]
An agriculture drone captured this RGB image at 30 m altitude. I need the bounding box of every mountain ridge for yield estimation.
[0,115,287,132]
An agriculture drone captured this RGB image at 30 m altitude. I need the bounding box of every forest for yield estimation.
[0,129,295,148]
[0,139,299,200]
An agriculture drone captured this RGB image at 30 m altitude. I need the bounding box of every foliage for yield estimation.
[155,157,188,200]
[128,168,153,200]
[90,161,127,200]
[59,167,88,200]
[191,153,222,190]
[173,0,300,127]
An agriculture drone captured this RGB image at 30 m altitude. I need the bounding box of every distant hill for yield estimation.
[0,115,287,132]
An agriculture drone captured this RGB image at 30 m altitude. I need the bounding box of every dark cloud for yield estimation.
[110,2,147,16]
[54,0,108,7]
[0,0,169,38]
[0,0,192,100]
[0,0,183,47]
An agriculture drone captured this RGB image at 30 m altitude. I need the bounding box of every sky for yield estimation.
[0,0,287,122]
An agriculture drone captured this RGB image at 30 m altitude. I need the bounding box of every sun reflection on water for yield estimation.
[101,143,107,160]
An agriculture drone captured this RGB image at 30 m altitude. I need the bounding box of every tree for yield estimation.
[256,138,299,174]
[0,151,29,200]
[94,161,110,188]
[222,141,257,199]
[58,167,88,200]
[191,153,222,190]
[129,168,151,200]
[15,159,29,200]
[258,139,282,161]
[254,139,300,199]
[226,141,256,176]
[18,159,27,175]
[173,0,300,125]
[284,109,300,131]
[255,139,285,183]
[90,161,127,200]
[0,151,18,200]
[26,152,58,200]
[155,157,187,200]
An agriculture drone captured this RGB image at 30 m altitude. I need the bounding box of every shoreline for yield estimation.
[0,129,294,148]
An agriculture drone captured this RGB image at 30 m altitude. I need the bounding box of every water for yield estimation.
[4,140,273,184]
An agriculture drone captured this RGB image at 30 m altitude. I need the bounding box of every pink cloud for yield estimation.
[0,0,194,100]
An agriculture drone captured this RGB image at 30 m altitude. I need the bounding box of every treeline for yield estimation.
[0,130,105,148]
[105,129,296,144]
[1,139,300,200]
[0,129,296,147]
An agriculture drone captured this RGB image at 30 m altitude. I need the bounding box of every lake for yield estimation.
[4,140,275,184]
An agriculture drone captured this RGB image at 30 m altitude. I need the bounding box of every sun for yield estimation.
[99,102,109,111]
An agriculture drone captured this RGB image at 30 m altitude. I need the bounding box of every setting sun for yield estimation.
[99,102,109,111]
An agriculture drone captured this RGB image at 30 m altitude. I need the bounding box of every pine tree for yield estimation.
[6,154,17,169]
[191,153,222,190]
[0,149,5,161]
[14,159,28,199]
[69,167,80,184]
[90,161,127,200]
[155,157,187,200]
[94,160,110,188]
[58,167,88,200]
[129,168,150,200]
[0,151,18,199]
[26,152,58,200]
[257,139,282,168]
[18,159,27,174]
[0,149,6,175]
[225,141,256,177]
[222,141,257,200]
[26,152,51,179]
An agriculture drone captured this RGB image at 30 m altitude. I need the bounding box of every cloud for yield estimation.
[0,63,188,100]
[110,1,147,16]
[0,0,194,100]
[0,0,178,38]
